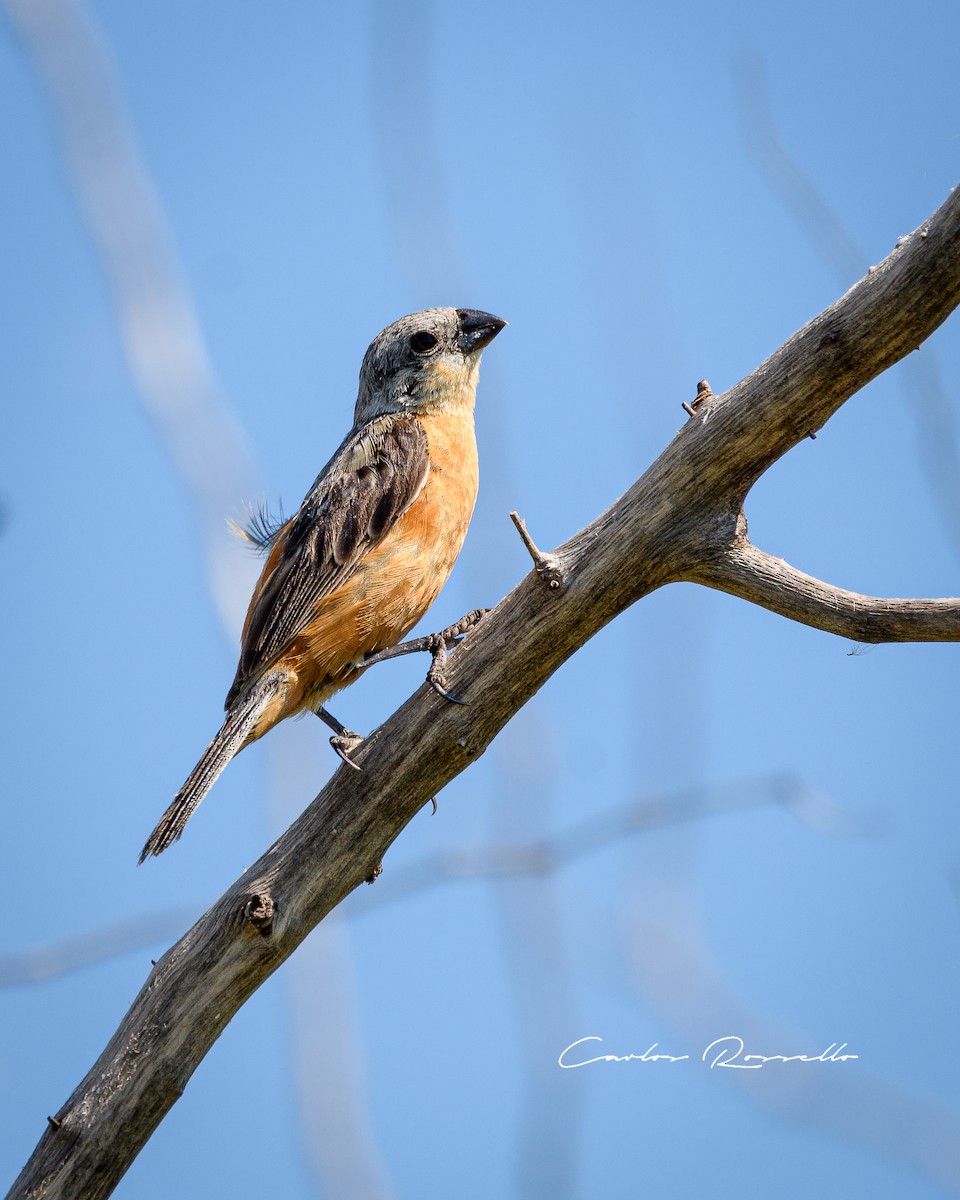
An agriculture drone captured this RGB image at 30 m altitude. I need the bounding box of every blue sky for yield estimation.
[2,1,959,1197]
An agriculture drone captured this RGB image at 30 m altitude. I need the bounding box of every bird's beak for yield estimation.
[457,309,507,355]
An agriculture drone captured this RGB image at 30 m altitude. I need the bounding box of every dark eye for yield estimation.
[409,330,439,355]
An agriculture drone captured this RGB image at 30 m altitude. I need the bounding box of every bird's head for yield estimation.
[354,307,506,424]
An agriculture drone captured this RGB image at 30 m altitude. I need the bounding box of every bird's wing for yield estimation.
[226,412,429,706]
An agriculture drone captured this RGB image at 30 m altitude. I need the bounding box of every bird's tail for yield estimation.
[139,675,281,862]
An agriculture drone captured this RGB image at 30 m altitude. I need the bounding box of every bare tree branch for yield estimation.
[9,189,960,1200]
[694,539,960,642]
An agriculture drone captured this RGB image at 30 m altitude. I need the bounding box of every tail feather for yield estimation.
[139,676,281,862]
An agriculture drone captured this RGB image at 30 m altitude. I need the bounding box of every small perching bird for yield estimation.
[140,307,505,860]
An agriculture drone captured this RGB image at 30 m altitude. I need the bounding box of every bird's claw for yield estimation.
[426,634,467,704]
[428,673,467,704]
[423,609,488,704]
[330,730,364,771]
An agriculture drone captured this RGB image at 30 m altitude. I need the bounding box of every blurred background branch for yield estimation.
[735,55,960,566]
[4,0,257,631]
[0,772,819,984]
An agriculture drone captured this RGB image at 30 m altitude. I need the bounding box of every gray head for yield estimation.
[354,307,506,425]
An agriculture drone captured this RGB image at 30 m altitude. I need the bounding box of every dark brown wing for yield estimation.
[225,412,429,707]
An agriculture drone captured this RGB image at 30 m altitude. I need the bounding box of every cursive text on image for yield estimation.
[559,1034,859,1070]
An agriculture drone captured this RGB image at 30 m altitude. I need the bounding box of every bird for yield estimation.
[140,307,505,860]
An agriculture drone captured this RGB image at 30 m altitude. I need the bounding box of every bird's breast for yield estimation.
[275,404,479,716]
[350,404,479,637]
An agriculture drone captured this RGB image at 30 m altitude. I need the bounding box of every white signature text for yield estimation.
[559,1034,859,1070]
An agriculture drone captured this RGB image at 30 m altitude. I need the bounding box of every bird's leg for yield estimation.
[361,608,489,704]
[314,705,364,771]
[315,610,487,768]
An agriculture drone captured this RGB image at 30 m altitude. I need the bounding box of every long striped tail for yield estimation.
[139,675,281,862]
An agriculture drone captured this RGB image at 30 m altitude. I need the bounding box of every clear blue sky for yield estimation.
[2,1,959,1197]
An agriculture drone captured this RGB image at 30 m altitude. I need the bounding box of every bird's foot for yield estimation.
[315,705,364,770]
[329,730,364,771]
[362,608,489,704]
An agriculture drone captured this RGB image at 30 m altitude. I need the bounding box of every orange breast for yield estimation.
[247,404,479,739]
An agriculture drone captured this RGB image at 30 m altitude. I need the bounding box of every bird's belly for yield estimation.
[280,407,479,715]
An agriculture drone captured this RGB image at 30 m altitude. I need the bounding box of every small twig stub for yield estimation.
[509,512,565,590]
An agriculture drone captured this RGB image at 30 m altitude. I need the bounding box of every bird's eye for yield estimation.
[409,331,440,355]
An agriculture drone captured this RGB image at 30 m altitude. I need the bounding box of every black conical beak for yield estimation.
[457,309,507,355]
